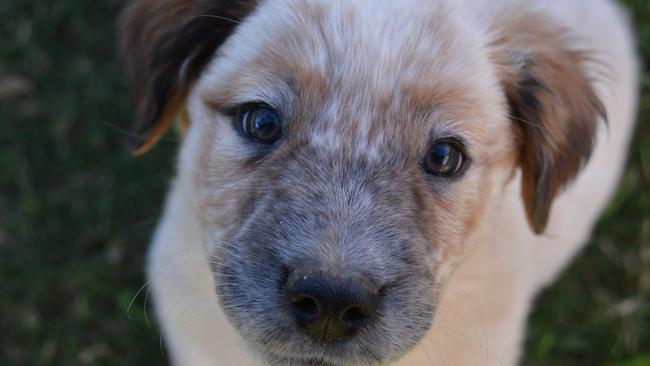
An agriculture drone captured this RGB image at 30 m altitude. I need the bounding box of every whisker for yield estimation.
[508,114,556,134]
[127,281,151,320]
[144,286,152,326]
[186,14,242,24]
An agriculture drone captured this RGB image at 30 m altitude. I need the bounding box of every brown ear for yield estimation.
[119,0,257,155]
[492,13,607,234]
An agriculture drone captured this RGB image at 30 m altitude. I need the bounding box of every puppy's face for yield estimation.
[121,0,604,365]
[190,3,513,364]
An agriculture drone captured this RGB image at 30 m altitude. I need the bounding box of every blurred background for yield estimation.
[0,0,648,365]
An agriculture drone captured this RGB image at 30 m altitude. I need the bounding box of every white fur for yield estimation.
[146,0,638,364]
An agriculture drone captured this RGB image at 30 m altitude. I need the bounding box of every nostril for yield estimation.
[341,305,374,327]
[289,294,319,319]
[284,268,382,343]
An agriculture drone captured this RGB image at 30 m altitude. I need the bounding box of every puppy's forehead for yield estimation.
[201,0,502,156]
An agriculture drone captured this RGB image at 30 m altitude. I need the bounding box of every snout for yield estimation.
[284,268,381,344]
[213,155,438,364]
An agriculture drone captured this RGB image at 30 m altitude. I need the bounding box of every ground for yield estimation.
[0,1,648,365]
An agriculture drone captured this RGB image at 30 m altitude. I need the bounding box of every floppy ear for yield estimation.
[492,13,607,234]
[119,0,258,155]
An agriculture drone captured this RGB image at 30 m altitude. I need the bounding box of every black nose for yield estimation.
[285,269,381,344]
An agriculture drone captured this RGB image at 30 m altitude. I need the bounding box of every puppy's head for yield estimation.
[121,1,605,364]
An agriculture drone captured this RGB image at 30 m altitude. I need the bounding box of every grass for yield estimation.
[0,1,648,365]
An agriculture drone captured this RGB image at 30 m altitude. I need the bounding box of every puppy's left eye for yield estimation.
[239,104,282,144]
[423,140,466,177]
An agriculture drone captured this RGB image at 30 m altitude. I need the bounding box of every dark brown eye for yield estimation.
[239,104,282,143]
[423,140,465,176]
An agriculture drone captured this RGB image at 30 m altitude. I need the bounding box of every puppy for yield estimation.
[119,0,638,365]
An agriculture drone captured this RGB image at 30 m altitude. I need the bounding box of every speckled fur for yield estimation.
[119,0,638,365]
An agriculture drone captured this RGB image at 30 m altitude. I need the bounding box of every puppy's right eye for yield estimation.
[238,104,282,144]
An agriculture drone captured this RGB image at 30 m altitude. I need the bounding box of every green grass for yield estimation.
[0,1,648,365]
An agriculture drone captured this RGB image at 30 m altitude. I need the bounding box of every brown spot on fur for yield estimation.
[294,66,330,107]
[119,0,258,154]
[491,12,606,234]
